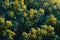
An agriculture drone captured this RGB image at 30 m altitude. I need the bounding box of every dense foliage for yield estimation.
[0,0,60,40]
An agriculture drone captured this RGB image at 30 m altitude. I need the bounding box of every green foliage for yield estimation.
[0,0,60,40]
[22,25,55,40]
